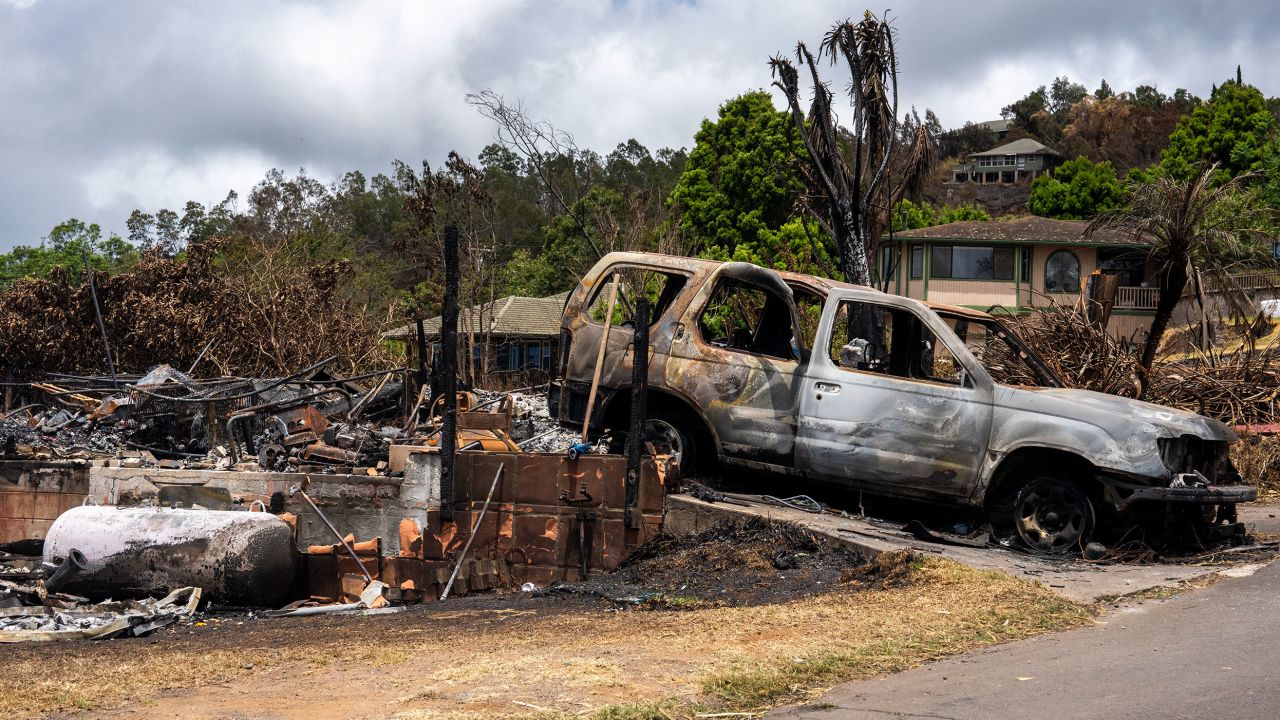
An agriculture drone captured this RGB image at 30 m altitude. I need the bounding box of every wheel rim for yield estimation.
[645,419,684,468]
[1014,481,1093,553]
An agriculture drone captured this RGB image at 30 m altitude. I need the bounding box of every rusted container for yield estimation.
[43,506,295,606]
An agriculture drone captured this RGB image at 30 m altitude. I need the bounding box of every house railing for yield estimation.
[1116,286,1159,310]
[1114,271,1280,311]
[1200,270,1280,294]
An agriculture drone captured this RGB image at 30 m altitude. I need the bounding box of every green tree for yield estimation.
[889,199,989,231]
[1028,157,1127,219]
[0,219,138,289]
[1162,79,1276,181]
[669,91,806,257]
[703,218,837,278]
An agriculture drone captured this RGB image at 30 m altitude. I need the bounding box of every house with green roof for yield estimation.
[383,291,570,376]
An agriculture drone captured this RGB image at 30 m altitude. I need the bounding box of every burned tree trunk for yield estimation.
[771,13,934,288]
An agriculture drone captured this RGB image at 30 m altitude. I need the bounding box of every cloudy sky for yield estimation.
[2,0,1278,250]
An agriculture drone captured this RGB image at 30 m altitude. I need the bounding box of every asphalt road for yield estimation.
[769,560,1280,720]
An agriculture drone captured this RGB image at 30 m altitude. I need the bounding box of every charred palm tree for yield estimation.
[1087,164,1275,391]
[770,12,936,286]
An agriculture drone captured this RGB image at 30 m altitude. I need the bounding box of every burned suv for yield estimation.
[549,252,1254,552]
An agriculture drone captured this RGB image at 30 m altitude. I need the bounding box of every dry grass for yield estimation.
[0,554,1093,720]
[1232,432,1280,498]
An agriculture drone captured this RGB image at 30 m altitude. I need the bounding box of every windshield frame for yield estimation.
[935,311,1064,389]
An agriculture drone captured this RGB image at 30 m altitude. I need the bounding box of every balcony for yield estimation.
[1113,271,1280,312]
[1116,286,1159,310]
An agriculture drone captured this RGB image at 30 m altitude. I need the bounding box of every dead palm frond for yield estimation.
[1087,163,1277,390]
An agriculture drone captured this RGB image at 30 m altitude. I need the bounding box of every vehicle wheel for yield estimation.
[1011,476,1095,554]
[645,417,697,474]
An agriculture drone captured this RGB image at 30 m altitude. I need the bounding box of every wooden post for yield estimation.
[581,274,619,443]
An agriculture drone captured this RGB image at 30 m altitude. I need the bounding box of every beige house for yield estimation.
[880,217,1158,338]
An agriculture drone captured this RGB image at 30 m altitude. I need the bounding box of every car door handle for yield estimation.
[815,381,841,394]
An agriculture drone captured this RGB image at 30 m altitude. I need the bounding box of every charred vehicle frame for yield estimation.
[550,252,1254,553]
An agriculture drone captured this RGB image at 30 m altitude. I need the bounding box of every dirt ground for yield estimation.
[0,521,1093,720]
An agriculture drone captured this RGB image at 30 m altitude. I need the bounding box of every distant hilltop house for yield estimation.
[878,216,1279,340]
[974,119,1011,143]
[951,138,1062,184]
[383,292,569,375]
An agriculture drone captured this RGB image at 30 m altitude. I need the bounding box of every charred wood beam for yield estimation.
[625,296,649,526]
[439,224,460,522]
[415,318,429,394]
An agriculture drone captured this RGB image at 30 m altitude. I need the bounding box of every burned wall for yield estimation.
[88,461,438,555]
[0,459,89,543]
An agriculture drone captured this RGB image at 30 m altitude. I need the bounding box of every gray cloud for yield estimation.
[2,0,1277,250]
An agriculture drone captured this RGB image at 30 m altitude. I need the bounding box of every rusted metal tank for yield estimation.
[43,506,296,607]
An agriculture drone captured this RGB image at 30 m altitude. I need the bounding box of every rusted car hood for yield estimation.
[997,386,1236,442]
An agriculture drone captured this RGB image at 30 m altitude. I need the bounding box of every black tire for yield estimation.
[1008,475,1096,554]
[645,416,698,476]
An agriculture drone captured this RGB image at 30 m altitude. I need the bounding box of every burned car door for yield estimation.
[796,292,994,498]
[665,263,806,468]
[561,264,689,418]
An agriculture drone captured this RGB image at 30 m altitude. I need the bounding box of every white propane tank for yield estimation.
[43,506,296,607]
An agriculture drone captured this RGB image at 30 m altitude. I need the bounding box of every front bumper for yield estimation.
[1100,475,1257,511]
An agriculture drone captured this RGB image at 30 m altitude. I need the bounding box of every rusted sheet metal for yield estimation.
[435,451,666,587]
[302,450,668,599]
[0,459,89,543]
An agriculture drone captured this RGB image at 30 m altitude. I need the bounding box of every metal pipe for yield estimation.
[415,318,429,392]
[515,427,560,449]
[187,339,216,375]
[82,251,118,389]
[291,481,374,584]
[440,462,504,600]
[43,548,87,592]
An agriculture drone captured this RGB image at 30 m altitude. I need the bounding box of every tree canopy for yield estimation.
[1028,157,1127,220]
[668,91,805,258]
[1162,79,1277,181]
[0,219,138,290]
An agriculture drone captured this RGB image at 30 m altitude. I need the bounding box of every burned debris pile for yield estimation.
[0,548,202,643]
[5,361,418,473]
[545,517,866,608]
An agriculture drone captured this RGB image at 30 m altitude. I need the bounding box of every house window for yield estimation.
[878,246,895,283]
[929,245,1014,280]
[1045,250,1081,293]
[1098,247,1145,286]
[910,246,923,279]
[1020,247,1032,283]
